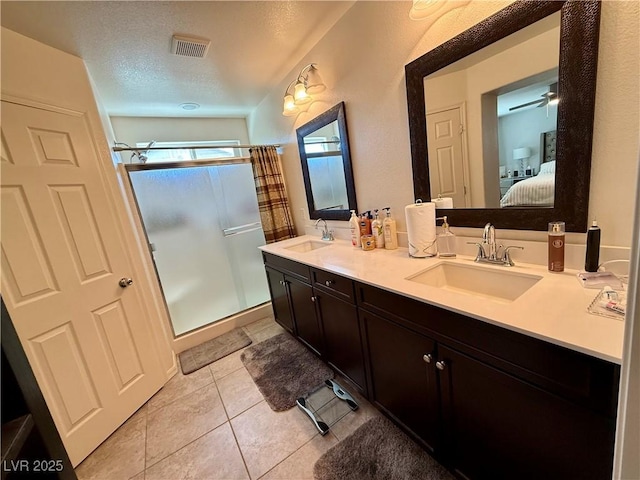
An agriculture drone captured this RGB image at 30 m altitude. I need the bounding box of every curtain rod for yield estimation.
[112,144,280,152]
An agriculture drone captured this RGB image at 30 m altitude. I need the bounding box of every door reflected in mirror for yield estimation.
[297,102,357,221]
[424,12,560,209]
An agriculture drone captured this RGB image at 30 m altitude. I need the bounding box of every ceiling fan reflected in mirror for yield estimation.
[509,82,558,111]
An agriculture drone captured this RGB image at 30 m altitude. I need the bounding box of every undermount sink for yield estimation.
[406,261,542,302]
[284,240,332,253]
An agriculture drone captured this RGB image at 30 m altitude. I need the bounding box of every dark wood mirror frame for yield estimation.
[297,101,358,221]
[405,0,601,232]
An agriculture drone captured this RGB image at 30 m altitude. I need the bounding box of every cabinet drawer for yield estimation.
[263,253,310,282]
[312,268,355,303]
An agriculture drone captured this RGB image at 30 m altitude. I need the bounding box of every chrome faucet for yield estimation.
[482,223,498,260]
[315,218,334,241]
[468,223,524,266]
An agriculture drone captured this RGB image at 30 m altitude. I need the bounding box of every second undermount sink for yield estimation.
[284,240,332,253]
[406,261,542,302]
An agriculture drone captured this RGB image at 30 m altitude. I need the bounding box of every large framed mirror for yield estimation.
[297,102,357,221]
[406,0,601,231]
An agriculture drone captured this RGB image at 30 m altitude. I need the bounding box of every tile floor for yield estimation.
[74,317,381,480]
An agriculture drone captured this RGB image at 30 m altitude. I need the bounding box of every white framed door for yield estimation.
[426,105,470,207]
[1,99,166,466]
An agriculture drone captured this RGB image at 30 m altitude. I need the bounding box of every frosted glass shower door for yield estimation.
[128,163,269,335]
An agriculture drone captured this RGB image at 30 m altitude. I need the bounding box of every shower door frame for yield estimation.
[123,157,269,338]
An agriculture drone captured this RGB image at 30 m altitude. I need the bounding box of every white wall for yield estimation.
[110,116,250,163]
[248,0,639,248]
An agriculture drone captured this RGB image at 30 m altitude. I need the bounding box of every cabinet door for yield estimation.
[316,292,366,392]
[265,267,294,333]
[288,277,323,356]
[438,345,616,480]
[363,310,439,453]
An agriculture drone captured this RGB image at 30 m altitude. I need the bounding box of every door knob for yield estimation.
[436,360,447,371]
[423,354,433,364]
[119,277,133,288]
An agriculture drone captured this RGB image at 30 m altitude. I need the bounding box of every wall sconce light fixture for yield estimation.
[409,0,470,21]
[282,63,326,116]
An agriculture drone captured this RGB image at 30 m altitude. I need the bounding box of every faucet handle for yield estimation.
[501,245,524,266]
[467,242,486,261]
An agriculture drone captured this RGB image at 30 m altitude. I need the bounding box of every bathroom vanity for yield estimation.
[261,236,622,480]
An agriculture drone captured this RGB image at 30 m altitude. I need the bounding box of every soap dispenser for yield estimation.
[382,207,398,250]
[436,216,456,258]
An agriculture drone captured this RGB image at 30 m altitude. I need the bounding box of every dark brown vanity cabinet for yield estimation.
[362,309,439,453]
[312,284,367,393]
[263,254,619,479]
[263,256,323,355]
[438,345,617,480]
[263,253,367,393]
[358,281,619,480]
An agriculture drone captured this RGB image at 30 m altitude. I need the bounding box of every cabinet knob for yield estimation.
[311,296,317,302]
[423,354,432,364]
[325,280,334,287]
[436,361,447,371]
[279,280,285,286]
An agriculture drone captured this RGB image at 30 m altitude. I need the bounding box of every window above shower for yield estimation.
[135,140,241,163]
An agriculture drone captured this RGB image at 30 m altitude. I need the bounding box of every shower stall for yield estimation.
[126,160,270,336]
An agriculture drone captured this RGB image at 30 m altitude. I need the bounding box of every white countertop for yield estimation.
[261,235,625,364]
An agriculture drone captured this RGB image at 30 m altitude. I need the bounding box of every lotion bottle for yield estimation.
[382,207,398,250]
[359,211,372,237]
[349,210,361,248]
[548,221,565,272]
[371,209,385,249]
[585,219,601,272]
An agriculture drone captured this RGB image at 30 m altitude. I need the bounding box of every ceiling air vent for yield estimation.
[171,35,210,58]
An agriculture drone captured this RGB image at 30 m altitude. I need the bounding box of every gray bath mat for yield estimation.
[241,332,333,411]
[314,416,455,480]
[178,329,252,374]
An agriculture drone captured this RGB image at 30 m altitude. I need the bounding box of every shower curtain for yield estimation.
[250,146,296,243]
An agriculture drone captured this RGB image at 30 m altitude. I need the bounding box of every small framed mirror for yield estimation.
[297,102,357,221]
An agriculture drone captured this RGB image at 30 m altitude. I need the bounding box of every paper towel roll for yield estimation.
[405,201,437,258]
[431,197,454,209]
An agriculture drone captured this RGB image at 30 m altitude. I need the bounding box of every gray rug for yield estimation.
[241,332,333,411]
[314,416,455,480]
[178,329,252,374]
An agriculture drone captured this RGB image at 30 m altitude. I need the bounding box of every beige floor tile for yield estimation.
[259,433,339,480]
[129,472,145,480]
[217,367,264,418]
[209,348,246,381]
[147,364,213,413]
[243,316,276,336]
[75,415,146,480]
[329,399,381,441]
[145,423,249,480]
[231,401,318,479]
[248,323,286,344]
[146,383,227,467]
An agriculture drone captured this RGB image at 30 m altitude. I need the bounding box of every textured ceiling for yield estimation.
[1,1,354,117]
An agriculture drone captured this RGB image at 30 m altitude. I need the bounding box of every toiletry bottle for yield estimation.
[371,209,385,249]
[349,210,361,248]
[585,219,601,272]
[436,216,456,258]
[359,211,372,237]
[548,221,565,272]
[382,207,398,250]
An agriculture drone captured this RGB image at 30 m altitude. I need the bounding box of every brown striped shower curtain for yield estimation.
[249,145,296,243]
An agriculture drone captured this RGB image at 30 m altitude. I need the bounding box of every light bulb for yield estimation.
[293,82,312,105]
[282,94,298,116]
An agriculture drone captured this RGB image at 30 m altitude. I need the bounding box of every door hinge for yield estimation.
[459,124,464,134]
